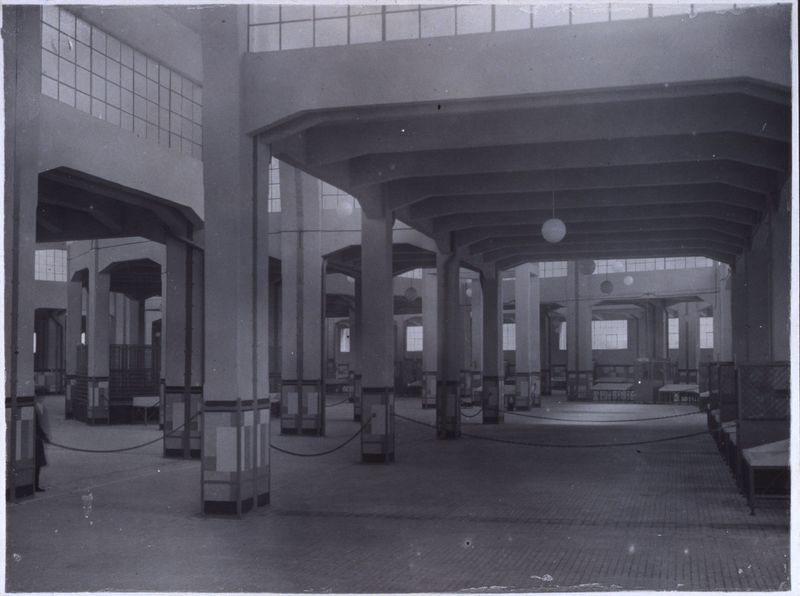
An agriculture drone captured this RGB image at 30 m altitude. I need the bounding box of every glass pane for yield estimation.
[456,5,492,34]
[251,23,280,52]
[533,4,570,27]
[315,17,348,47]
[350,5,383,16]
[610,3,650,20]
[281,20,313,50]
[315,5,349,18]
[421,7,455,38]
[495,5,531,31]
[651,4,691,16]
[570,3,609,24]
[41,75,59,99]
[350,14,382,44]
[250,4,280,23]
[386,10,419,40]
[42,50,59,79]
[281,5,313,20]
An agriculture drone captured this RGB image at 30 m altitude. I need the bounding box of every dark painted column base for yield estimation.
[163,385,202,458]
[361,387,395,462]
[482,375,504,425]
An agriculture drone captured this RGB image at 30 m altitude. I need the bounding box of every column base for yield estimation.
[6,395,36,500]
[70,377,110,424]
[567,370,593,401]
[361,387,395,462]
[280,380,324,435]
[421,371,437,408]
[64,375,75,419]
[351,373,362,421]
[163,386,202,458]
[482,376,504,425]
[202,398,270,516]
[436,380,460,439]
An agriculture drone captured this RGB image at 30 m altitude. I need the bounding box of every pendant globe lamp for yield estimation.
[541,174,566,244]
[404,271,418,302]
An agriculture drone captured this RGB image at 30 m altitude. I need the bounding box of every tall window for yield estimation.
[268,157,281,213]
[321,182,359,215]
[668,318,680,350]
[596,257,714,273]
[538,261,568,278]
[399,269,422,279]
[592,319,628,350]
[406,325,423,352]
[40,7,202,158]
[558,321,567,351]
[699,317,714,349]
[338,326,350,353]
[502,323,516,351]
[35,249,67,281]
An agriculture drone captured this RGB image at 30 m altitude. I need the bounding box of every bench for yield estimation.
[741,439,789,514]
[131,395,159,425]
[591,382,636,402]
[657,383,700,405]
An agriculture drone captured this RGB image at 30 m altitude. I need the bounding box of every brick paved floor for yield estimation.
[5,393,790,593]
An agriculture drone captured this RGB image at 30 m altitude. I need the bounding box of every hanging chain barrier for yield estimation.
[325,397,351,408]
[460,406,484,418]
[51,412,373,459]
[504,409,703,424]
[49,412,201,454]
[270,416,372,458]
[394,412,708,449]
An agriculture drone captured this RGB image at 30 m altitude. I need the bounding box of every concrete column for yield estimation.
[684,302,701,372]
[651,301,669,360]
[163,235,204,457]
[360,207,395,462]
[713,263,733,361]
[513,264,541,409]
[5,6,41,498]
[64,280,83,419]
[469,278,483,404]
[436,253,462,439]
[201,7,270,515]
[279,166,324,435]
[482,268,503,424]
[421,269,438,408]
[85,260,111,423]
[350,277,363,420]
[566,262,593,400]
[540,309,552,395]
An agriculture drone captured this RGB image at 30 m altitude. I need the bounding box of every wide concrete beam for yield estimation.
[243,6,791,132]
[348,133,790,188]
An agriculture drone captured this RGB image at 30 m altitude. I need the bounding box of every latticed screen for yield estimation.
[738,364,790,420]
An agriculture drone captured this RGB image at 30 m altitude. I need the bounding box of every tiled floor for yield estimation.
[5,393,790,593]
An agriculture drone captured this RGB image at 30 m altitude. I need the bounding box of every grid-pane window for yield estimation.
[597,257,715,273]
[321,182,360,215]
[406,325,423,352]
[339,326,350,353]
[592,319,628,350]
[699,317,714,349]
[399,269,422,279]
[539,261,568,278]
[558,321,567,351]
[35,249,67,281]
[503,323,516,351]
[668,317,680,350]
[41,7,202,158]
[248,4,754,53]
[595,259,626,274]
[268,157,281,213]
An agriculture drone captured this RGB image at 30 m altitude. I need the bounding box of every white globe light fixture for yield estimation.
[600,280,614,294]
[404,286,418,302]
[541,178,566,243]
[623,275,634,286]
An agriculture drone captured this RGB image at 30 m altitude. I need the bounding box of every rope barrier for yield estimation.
[504,409,703,423]
[325,398,351,408]
[49,413,201,454]
[460,406,484,418]
[394,413,709,448]
[269,417,371,457]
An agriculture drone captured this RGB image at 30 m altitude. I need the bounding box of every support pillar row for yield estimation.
[436,253,462,439]
[482,269,504,424]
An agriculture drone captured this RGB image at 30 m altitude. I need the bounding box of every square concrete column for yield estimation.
[566,262,593,400]
[85,264,111,423]
[651,301,669,360]
[436,253,462,439]
[513,264,542,409]
[360,207,395,462]
[279,166,324,435]
[64,280,83,420]
[4,6,41,499]
[163,236,204,458]
[481,269,504,424]
[469,278,483,404]
[350,277,363,421]
[683,303,701,373]
[713,263,733,361]
[201,7,270,515]
[421,269,438,408]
